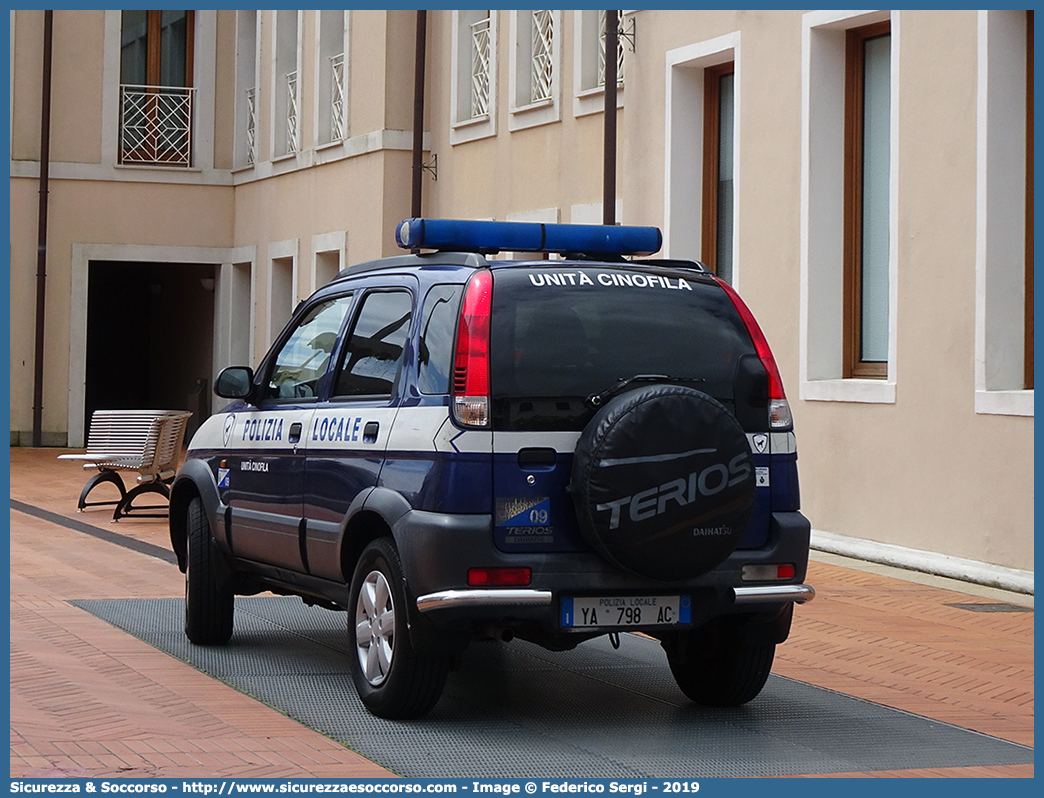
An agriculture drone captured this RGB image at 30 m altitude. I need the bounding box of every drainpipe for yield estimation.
[33,9,54,448]
[411,9,427,221]
[602,10,618,227]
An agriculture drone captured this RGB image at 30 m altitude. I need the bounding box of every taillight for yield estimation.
[715,277,793,430]
[467,567,532,587]
[452,270,493,428]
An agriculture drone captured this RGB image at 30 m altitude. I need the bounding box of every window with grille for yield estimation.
[274,10,300,158]
[510,10,560,130]
[119,10,195,166]
[318,10,348,145]
[531,10,554,104]
[451,10,497,143]
[471,14,491,117]
[597,10,625,87]
[234,10,257,168]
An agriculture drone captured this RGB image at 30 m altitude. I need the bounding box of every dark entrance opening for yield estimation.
[85,261,216,442]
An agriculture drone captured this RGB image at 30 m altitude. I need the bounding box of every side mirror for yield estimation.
[215,366,255,399]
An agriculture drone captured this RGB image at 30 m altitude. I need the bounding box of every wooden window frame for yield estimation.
[133,10,195,89]
[1025,11,1034,389]
[843,20,890,379]
[701,61,735,277]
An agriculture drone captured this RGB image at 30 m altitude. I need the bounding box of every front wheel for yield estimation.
[348,538,449,719]
[184,496,234,645]
[664,619,774,707]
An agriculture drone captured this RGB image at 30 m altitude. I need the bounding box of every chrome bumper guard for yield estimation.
[733,584,816,605]
[417,584,815,613]
[416,589,553,613]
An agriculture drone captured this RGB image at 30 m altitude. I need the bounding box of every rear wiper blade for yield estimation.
[585,375,705,408]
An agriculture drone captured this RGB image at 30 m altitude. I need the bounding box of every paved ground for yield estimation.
[9,447,1034,778]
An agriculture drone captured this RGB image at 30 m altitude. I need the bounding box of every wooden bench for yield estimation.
[58,409,192,521]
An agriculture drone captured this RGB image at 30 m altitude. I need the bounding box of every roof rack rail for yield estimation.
[632,258,708,273]
[395,218,663,257]
[334,250,489,280]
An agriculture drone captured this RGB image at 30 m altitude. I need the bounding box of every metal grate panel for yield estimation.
[531,10,554,103]
[330,54,347,141]
[73,596,1034,778]
[946,602,1032,613]
[285,70,300,155]
[470,16,491,118]
[120,85,195,167]
[245,86,257,166]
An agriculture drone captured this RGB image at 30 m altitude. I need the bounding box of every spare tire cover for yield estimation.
[571,385,755,582]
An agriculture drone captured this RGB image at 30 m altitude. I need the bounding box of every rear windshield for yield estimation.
[489,266,756,431]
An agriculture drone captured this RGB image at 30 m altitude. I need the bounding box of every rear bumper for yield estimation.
[396,507,813,638]
[415,583,815,614]
[416,589,554,613]
[733,583,816,606]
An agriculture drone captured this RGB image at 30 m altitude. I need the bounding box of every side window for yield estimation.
[418,285,464,395]
[267,295,353,400]
[844,22,891,379]
[334,290,413,398]
[702,62,735,283]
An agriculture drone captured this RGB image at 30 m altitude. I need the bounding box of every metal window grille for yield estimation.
[245,86,256,166]
[597,10,625,87]
[119,84,195,167]
[470,16,491,117]
[330,53,346,141]
[285,70,299,155]
[531,10,553,103]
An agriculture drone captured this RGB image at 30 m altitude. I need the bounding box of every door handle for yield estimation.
[363,421,379,444]
[289,422,302,443]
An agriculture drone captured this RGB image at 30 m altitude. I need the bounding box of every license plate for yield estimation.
[561,595,691,628]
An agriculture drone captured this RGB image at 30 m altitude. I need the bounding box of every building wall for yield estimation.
[9,10,236,445]
[426,11,616,222]
[615,9,1032,573]
[227,9,424,365]
[8,9,1032,577]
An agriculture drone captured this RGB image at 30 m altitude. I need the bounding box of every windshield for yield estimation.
[489,266,756,431]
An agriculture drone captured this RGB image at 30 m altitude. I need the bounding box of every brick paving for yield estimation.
[773,559,1034,754]
[9,448,1034,778]
[10,450,394,779]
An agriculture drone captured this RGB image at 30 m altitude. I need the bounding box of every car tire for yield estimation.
[571,384,756,581]
[184,496,234,645]
[664,619,775,707]
[348,538,450,719]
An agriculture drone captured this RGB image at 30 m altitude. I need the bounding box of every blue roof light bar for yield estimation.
[396,218,663,257]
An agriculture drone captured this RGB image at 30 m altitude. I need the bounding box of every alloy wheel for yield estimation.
[355,569,395,686]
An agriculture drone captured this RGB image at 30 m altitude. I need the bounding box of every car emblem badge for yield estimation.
[752,434,768,454]
[223,413,237,447]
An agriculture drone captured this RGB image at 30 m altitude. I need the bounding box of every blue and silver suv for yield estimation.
[168,219,814,719]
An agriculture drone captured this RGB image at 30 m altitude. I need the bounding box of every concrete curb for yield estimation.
[811,529,1034,595]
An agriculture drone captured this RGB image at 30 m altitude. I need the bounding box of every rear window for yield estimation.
[489,266,756,431]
